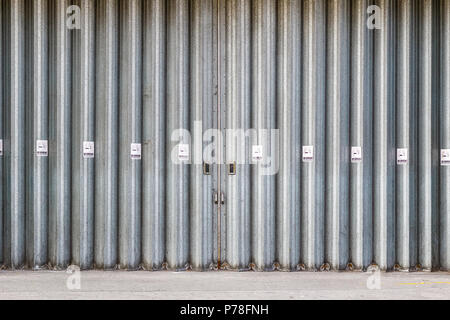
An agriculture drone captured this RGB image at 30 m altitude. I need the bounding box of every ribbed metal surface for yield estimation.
[1,0,449,272]
[48,0,71,269]
[94,0,119,270]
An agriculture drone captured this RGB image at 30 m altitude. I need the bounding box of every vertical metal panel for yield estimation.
[48,0,71,269]
[224,0,251,270]
[3,0,26,269]
[418,0,432,270]
[373,0,396,271]
[0,0,3,265]
[350,0,373,271]
[190,0,214,270]
[142,0,166,271]
[95,0,119,270]
[94,0,118,270]
[25,0,48,269]
[431,0,442,270]
[418,0,437,271]
[276,0,301,271]
[441,0,450,271]
[301,0,326,270]
[325,0,350,270]
[215,0,226,269]
[72,0,95,270]
[118,0,142,270]
[251,0,277,271]
[396,0,415,271]
[166,0,190,270]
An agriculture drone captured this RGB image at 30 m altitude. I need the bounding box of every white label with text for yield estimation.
[397,148,408,165]
[130,143,142,160]
[178,144,190,161]
[252,145,263,162]
[441,149,450,166]
[302,146,314,162]
[351,146,362,163]
[36,140,48,157]
[83,141,95,159]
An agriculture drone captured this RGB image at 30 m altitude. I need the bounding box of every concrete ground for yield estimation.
[0,270,449,300]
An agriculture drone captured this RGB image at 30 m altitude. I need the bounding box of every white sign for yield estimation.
[441,149,450,166]
[36,140,48,157]
[178,144,190,161]
[302,146,314,162]
[83,141,95,159]
[0,139,3,156]
[351,147,362,163]
[130,143,141,160]
[397,148,408,165]
[252,145,263,162]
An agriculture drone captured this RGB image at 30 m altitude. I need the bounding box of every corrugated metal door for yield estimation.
[0,0,449,272]
[219,0,450,272]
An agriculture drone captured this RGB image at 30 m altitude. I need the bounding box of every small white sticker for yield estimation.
[83,141,95,159]
[441,149,450,166]
[351,146,363,163]
[178,144,190,161]
[252,145,263,162]
[0,139,3,156]
[36,140,48,157]
[302,146,314,162]
[130,143,142,160]
[397,148,408,165]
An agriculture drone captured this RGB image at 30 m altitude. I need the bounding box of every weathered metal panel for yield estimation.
[72,0,95,270]
[350,0,373,271]
[118,0,142,270]
[166,0,190,270]
[441,0,450,271]
[48,0,71,269]
[373,0,396,271]
[0,0,3,265]
[94,0,119,270]
[142,0,166,271]
[301,0,326,270]
[3,0,26,269]
[224,0,251,270]
[0,0,448,272]
[396,0,417,271]
[276,0,302,271]
[25,0,48,269]
[325,0,350,271]
[190,0,215,271]
[251,0,277,271]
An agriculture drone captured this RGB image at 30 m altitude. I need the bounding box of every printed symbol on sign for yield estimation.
[351,147,362,163]
[302,146,314,162]
[178,144,190,161]
[252,145,263,162]
[397,148,408,165]
[36,140,48,157]
[130,143,142,160]
[442,149,450,166]
[83,141,95,159]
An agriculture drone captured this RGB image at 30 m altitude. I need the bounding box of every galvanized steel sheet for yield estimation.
[0,0,449,272]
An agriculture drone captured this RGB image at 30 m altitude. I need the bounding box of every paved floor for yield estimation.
[0,270,449,300]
